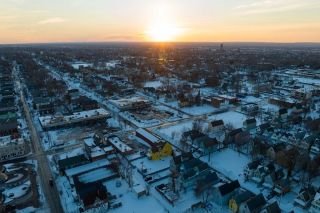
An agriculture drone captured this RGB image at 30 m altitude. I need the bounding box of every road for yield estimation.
[19,80,64,213]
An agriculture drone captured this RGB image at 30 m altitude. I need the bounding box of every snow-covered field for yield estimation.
[155,120,194,143]
[201,148,304,212]
[241,96,262,103]
[209,111,247,129]
[201,148,249,181]
[131,157,171,176]
[180,104,218,116]
[144,81,163,89]
[293,76,320,85]
[103,178,166,213]
[71,62,93,70]
[3,180,31,204]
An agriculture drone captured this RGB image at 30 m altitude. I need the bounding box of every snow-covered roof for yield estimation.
[0,136,24,146]
[39,108,109,128]
[84,137,95,147]
[78,168,115,184]
[136,128,160,144]
[108,136,133,153]
[65,158,110,177]
[58,147,84,160]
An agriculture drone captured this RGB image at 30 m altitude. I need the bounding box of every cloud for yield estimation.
[234,0,320,15]
[38,17,65,25]
[0,15,17,20]
[102,34,144,41]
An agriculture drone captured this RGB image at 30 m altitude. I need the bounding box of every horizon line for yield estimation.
[1,40,320,46]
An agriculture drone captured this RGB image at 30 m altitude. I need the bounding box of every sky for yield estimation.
[0,0,320,44]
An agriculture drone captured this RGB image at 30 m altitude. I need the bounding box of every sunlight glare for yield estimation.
[145,2,183,42]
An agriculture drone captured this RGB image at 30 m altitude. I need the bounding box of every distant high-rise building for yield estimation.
[220,43,224,51]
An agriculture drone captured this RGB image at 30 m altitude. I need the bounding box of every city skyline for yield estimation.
[1,0,320,44]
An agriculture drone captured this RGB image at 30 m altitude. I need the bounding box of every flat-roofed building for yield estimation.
[0,136,29,162]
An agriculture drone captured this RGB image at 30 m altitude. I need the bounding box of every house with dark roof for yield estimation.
[239,193,266,213]
[310,192,320,213]
[183,130,205,144]
[196,136,219,154]
[136,128,172,160]
[171,153,210,190]
[244,159,263,179]
[57,154,89,174]
[194,171,220,196]
[294,186,316,208]
[260,201,281,213]
[73,180,108,208]
[212,180,240,205]
[210,120,224,132]
[257,123,271,134]
[243,118,257,131]
[225,128,243,145]
[229,190,254,213]
[0,116,18,137]
[278,108,288,120]
[262,168,285,189]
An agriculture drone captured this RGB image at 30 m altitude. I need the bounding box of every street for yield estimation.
[20,90,64,213]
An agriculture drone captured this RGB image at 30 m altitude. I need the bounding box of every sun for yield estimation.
[145,3,183,42]
[146,21,182,42]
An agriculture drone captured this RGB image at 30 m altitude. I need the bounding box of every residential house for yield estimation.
[136,128,172,160]
[210,120,225,132]
[310,192,320,213]
[278,108,288,120]
[55,150,89,173]
[260,201,281,213]
[251,165,269,184]
[244,159,262,180]
[210,97,225,108]
[212,180,240,206]
[171,153,210,190]
[256,123,271,135]
[199,137,219,154]
[194,171,220,196]
[273,179,290,195]
[0,115,18,137]
[229,190,254,213]
[294,186,316,208]
[74,180,108,208]
[243,118,257,132]
[84,137,107,162]
[0,137,29,162]
[107,136,134,156]
[262,168,284,189]
[183,130,205,148]
[239,194,266,213]
[225,128,243,146]
[269,98,295,108]
[241,103,259,116]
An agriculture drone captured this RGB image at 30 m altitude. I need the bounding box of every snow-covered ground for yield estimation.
[71,62,93,70]
[201,148,249,181]
[208,111,247,129]
[131,157,171,176]
[241,96,262,104]
[293,76,320,85]
[180,105,218,116]
[119,111,161,128]
[144,81,163,89]
[103,178,166,213]
[155,120,194,145]
[16,207,38,213]
[201,148,304,212]
[3,180,31,204]
[164,100,218,116]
